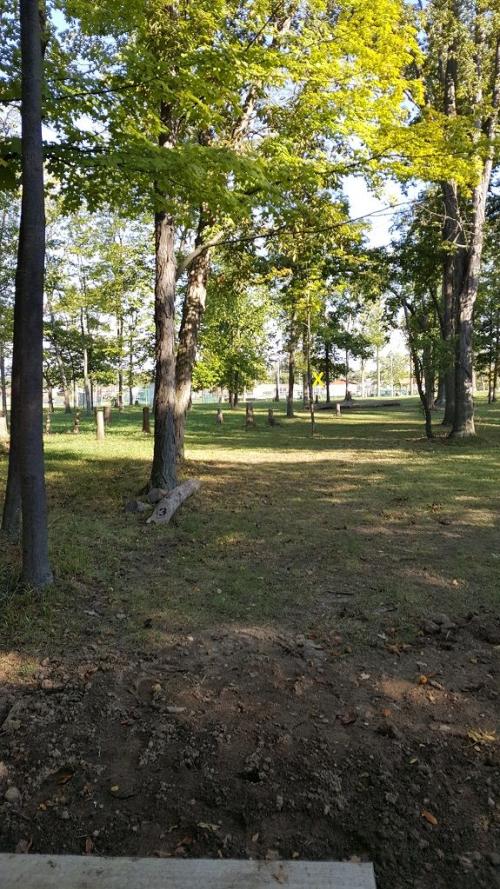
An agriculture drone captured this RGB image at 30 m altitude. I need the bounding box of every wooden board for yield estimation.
[0,855,376,888]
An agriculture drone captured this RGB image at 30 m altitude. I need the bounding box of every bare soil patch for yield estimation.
[1,612,499,889]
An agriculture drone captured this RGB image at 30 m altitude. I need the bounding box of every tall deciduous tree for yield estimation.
[62,0,434,485]
[425,0,500,436]
[2,0,52,587]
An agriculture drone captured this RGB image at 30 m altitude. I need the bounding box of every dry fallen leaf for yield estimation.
[421,810,438,827]
[468,729,497,745]
[55,769,74,785]
[15,838,32,854]
[273,865,288,884]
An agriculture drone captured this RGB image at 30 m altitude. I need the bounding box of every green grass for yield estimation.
[1,397,499,655]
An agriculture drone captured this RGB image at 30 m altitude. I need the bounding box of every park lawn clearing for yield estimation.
[0,399,499,889]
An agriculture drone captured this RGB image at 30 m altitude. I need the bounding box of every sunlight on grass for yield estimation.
[1,398,499,653]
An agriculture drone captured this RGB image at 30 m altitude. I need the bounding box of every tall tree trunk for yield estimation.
[493,352,499,403]
[376,346,381,397]
[451,37,499,437]
[0,340,7,417]
[128,330,134,405]
[415,350,434,440]
[440,183,462,425]
[117,314,124,410]
[306,312,314,435]
[440,45,461,426]
[423,343,435,413]
[435,374,446,408]
[325,341,331,402]
[287,346,295,417]
[2,0,52,585]
[80,309,91,414]
[174,217,211,460]
[345,348,349,400]
[404,307,433,440]
[150,209,177,491]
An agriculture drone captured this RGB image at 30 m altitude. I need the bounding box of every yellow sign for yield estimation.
[312,370,324,387]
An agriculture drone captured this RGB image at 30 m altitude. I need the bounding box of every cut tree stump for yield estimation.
[0,414,8,440]
[147,479,201,525]
[0,855,377,889]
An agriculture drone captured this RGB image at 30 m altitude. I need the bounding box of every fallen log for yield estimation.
[147,479,201,525]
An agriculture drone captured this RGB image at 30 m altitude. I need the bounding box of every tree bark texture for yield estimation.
[3,0,53,585]
[174,215,211,459]
[150,209,178,491]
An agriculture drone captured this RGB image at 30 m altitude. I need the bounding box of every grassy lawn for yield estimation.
[1,397,499,654]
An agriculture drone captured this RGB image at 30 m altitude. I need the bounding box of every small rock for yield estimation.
[166,706,186,714]
[41,679,64,691]
[60,809,70,820]
[433,613,455,629]
[4,786,21,803]
[276,794,284,811]
[376,722,402,741]
[421,620,440,635]
[487,852,500,868]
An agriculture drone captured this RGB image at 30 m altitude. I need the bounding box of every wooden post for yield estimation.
[336,403,341,417]
[142,406,151,433]
[72,410,80,434]
[103,405,112,425]
[96,407,105,441]
[245,402,256,428]
[216,409,223,425]
[44,409,51,434]
[267,408,276,426]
